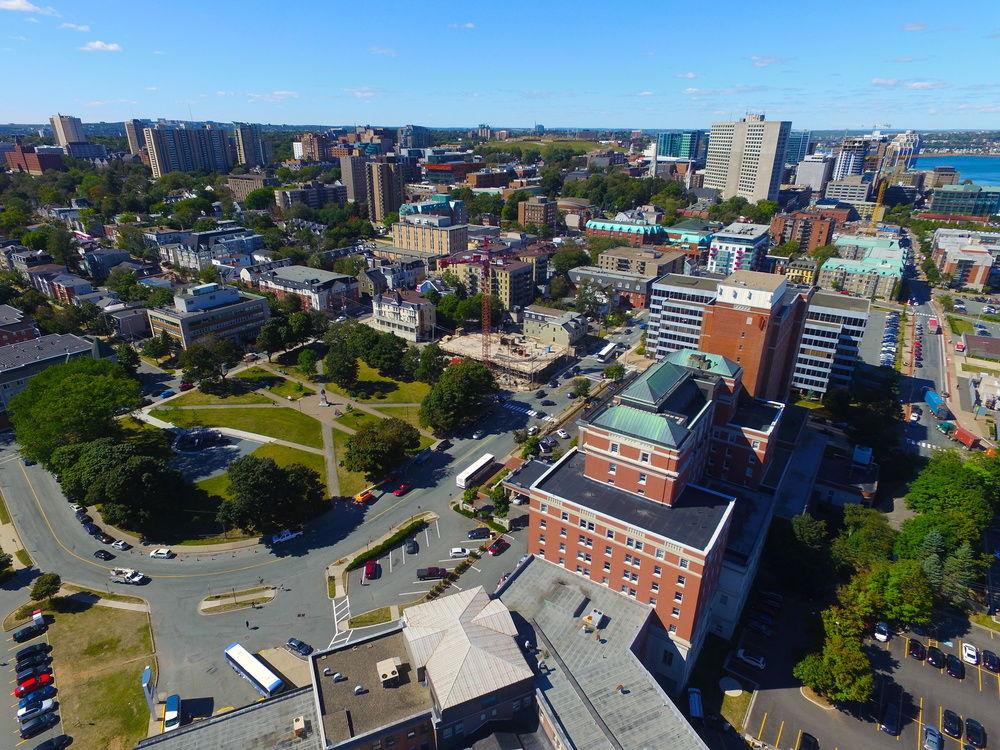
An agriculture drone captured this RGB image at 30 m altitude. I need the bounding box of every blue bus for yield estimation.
[224,642,284,698]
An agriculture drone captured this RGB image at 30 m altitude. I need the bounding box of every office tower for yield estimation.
[365,161,403,222]
[784,130,811,164]
[396,124,430,149]
[885,130,921,171]
[124,119,146,155]
[794,154,834,193]
[832,136,869,181]
[340,155,368,203]
[143,124,233,179]
[233,123,270,168]
[300,132,329,161]
[655,130,705,161]
[703,114,791,202]
[49,114,86,147]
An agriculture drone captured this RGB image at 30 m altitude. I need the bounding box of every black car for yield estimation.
[404,538,418,555]
[982,649,999,673]
[32,736,72,750]
[927,646,945,668]
[946,653,966,679]
[540,399,556,406]
[75,512,92,524]
[82,522,98,535]
[798,732,819,750]
[907,639,926,660]
[467,527,491,540]
[16,653,51,670]
[286,638,313,658]
[880,701,900,736]
[16,665,52,683]
[943,709,962,739]
[96,532,114,544]
[965,718,986,749]
[13,622,46,643]
[15,643,51,662]
[19,713,58,740]
[535,390,546,398]
[94,549,115,561]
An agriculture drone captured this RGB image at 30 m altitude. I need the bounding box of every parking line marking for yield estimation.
[388,552,393,574]
[756,712,767,740]
[794,729,802,749]
[978,662,983,691]
[774,720,784,748]
[916,697,923,750]
[398,590,431,596]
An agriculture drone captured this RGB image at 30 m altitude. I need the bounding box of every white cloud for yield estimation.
[145,85,157,91]
[152,49,164,55]
[871,77,899,87]
[368,45,397,57]
[246,90,299,102]
[749,55,783,67]
[79,40,121,52]
[448,21,475,29]
[59,21,88,31]
[906,80,945,90]
[344,87,376,100]
[86,97,136,107]
[636,91,654,97]
[682,87,702,95]
[902,22,926,32]
[675,71,696,79]
[8,34,27,41]
[0,0,58,16]
[891,55,923,63]
[215,90,233,97]
[24,15,37,21]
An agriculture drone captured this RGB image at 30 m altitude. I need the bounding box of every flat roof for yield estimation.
[652,274,720,293]
[534,450,733,552]
[723,270,785,292]
[498,558,709,750]
[269,265,354,285]
[0,333,92,372]
[809,291,871,314]
[505,459,554,492]
[731,397,782,433]
[965,334,1000,361]
[315,629,432,745]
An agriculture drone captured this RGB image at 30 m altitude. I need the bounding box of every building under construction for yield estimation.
[438,331,568,388]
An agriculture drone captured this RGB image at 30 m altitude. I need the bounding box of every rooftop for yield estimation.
[619,360,688,407]
[0,333,92,372]
[315,628,432,745]
[714,222,770,240]
[809,290,872,314]
[730,397,783,433]
[662,349,742,378]
[0,304,27,327]
[591,404,692,448]
[535,450,733,552]
[498,558,709,750]
[723,270,785,292]
[266,265,354,286]
[567,265,659,283]
[653,274,721,294]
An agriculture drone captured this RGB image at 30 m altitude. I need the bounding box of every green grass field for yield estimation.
[335,408,384,432]
[152,406,323,449]
[947,316,974,335]
[168,388,272,406]
[269,377,314,401]
[196,443,327,499]
[325,362,431,403]
[328,428,368,497]
[372,404,423,429]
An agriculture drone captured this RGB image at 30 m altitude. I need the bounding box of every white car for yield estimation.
[270,529,303,545]
[472,430,484,439]
[909,412,920,422]
[112,539,132,551]
[556,429,570,439]
[963,642,979,665]
[735,648,766,670]
[149,548,175,559]
[450,547,470,558]
[69,504,83,513]
[874,621,891,642]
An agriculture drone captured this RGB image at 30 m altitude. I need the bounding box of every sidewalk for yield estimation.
[57,587,150,612]
[197,586,276,614]
[0,491,31,570]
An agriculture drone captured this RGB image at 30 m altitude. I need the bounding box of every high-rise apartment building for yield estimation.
[656,130,705,161]
[391,215,468,255]
[794,154,834,193]
[705,222,771,275]
[704,114,790,202]
[645,270,812,402]
[49,114,86,147]
[365,161,404,222]
[143,124,233,179]
[339,155,368,204]
[783,130,811,164]
[396,124,430,149]
[233,123,270,168]
[792,292,870,396]
[517,195,557,230]
[124,119,146,155]
[299,132,329,161]
[832,136,869,181]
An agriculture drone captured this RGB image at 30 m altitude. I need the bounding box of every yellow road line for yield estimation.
[774,720,784,748]
[916,697,923,750]
[757,711,768,740]
[795,729,802,749]
[979,662,983,691]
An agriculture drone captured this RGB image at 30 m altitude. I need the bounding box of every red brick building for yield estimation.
[4,141,65,176]
[506,349,785,691]
[932,245,993,291]
[769,209,838,252]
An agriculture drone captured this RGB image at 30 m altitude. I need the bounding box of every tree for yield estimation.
[220,455,326,533]
[419,358,497,434]
[941,543,977,607]
[811,244,839,268]
[0,549,11,578]
[9,359,140,466]
[341,417,420,479]
[574,280,603,317]
[894,512,979,560]
[399,345,421,381]
[490,484,510,518]
[552,247,591,274]
[141,330,172,359]
[30,573,62,603]
[571,377,591,399]
[244,188,275,210]
[256,319,288,361]
[603,363,625,381]
[115,343,140,376]
[521,435,541,458]
[365,332,408,376]
[178,336,240,387]
[794,631,874,704]
[906,451,991,529]
[287,312,313,346]
[415,342,447,384]
[549,275,569,299]
[298,348,318,378]
[324,340,359,389]
[831,505,896,573]
[866,559,933,625]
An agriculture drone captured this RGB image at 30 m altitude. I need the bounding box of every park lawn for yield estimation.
[196,443,327,500]
[151,406,323,449]
[269,377,314,401]
[168,388,271,406]
[328,428,368,497]
[325,362,430,404]
[46,599,154,750]
[336,409,384,432]
[947,315,974,335]
[372,404,423,430]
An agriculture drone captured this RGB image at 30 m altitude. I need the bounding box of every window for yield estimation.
[669,624,677,634]
[605,545,612,555]
[638,472,647,485]
[560,527,567,537]
[628,588,637,598]
[677,575,686,586]
[621,584,629,593]
[513,699,521,711]
[680,558,690,569]
[752,440,761,450]
[559,542,566,552]
[640,451,650,463]
[602,576,609,585]
[626,537,634,548]
[622,570,631,580]
[649,597,657,606]
[654,565,662,577]
[606,530,615,539]
[608,463,617,475]
[539,519,546,529]
[561,511,568,521]
[651,581,659,592]
[579,534,587,544]
[603,561,611,571]
[538,534,546,544]
[655,548,664,559]
[624,553,632,564]
[635,540,643,551]
[539,503,548,513]
[671,607,681,618]
[674,592,684,603]
[579,518,587,528]
[610,442,620,454]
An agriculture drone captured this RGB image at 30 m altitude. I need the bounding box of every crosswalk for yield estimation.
[501,401,558,422]
[906,438,946,452]
[327,596,351,649]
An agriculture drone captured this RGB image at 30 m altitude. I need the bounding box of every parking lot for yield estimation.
[745,601,1000,750]
[4,625,65,748]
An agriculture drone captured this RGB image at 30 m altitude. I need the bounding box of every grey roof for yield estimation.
[808,290,871,314]
[499,558,710,750]
[0,333,93,372]
[652,274,720,293]
[0,304,26,326]
[267,265,353,286]
[534,450,733,552]
[134,687,323,750]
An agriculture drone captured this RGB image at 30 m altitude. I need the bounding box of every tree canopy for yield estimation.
[419,359,497,434]
[218,455,326,534]
[341,417,420,480]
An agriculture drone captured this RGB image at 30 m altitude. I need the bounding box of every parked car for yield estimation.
[96,532,115,545]
[798,733,819,750]
[178,382,194,391]
[487,538,510,556]
[471,430,484,439]
[981,649,999,673]
[13,622,47,643]
[874,621,891,642]
[95,548,115,561]
[907,640,926,660]
[111,539,132,551]
[745,619,773,637]
[19,713,59,740]
[286,638,313,658]
[943,709,962,739]
[965,718,986,749]
[735,648,766,670]
[363,559,378,580]
[467,527,491,540]
[149,548,175,559]
[17,697,56,723]
[159,389,175,399]
[880,701,900,736]
[416,567,446,581]
[927,646,945,668]
[17,684,55,709]
[13,673,53,698]
[392,482,412,496]
[270,528,303,545]
[923,725,943,750]
[354,490,376,504]
[15,644,51,662]
[541,400,556,407]
[946,653,966,679]
[404,538,418,555]
[962,642,979,665]
[556,428,570,439]
[450,547,470,558]
[16,653,50,671]
[82,522,98,535]
[163,693,181,732]
[17,665,52,684]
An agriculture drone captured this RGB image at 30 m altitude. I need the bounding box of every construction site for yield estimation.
[438,331,569,388]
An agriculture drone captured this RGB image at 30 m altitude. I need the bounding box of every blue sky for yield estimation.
[3,0,1000,129]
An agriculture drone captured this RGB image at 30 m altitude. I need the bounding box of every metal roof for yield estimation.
[591,405,690,448]
[662,349,741,378]
[620,361,688,406]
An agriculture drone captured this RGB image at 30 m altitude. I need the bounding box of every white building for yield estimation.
[371,290,436,342]
[704,114,790,202]
[706,222,771,275]
[794,154,834,193]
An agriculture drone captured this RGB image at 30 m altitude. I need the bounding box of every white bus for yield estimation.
[224,642,284,698]
[596,342,618,362]
[456,453,495,489]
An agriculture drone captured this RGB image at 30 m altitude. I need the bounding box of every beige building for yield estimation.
[233,123,270,168]
[340,155,368,203]
[517,195,557,230]
[597,246,686,276]
[49,114,85,146]
[366,161,404,222]
[227,173,278,202]
[449,259,534,310]
[522,304,587,347]
[371,290,436,342]
[704,114,790,202]
[147,283,270,349]
[392,216,468,255]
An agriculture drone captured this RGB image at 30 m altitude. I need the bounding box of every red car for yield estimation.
[393,482,412,496]
[363,559,378,580]
[487,538,510,556]
[13,673,52,698]
[179,382,194,391]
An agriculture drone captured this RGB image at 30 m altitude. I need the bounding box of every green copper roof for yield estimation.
[663,349,741,377]
[620,361,687,406]
[591,405,689,448]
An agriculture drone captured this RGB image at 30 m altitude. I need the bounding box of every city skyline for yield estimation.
[2,0,999,129]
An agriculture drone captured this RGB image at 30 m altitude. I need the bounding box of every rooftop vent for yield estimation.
[377,656,402,686]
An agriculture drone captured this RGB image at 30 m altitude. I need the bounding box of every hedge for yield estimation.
[347,520,426,571]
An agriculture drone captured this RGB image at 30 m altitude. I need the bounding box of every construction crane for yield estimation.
[476,240,493,368]
[866,146,906,234]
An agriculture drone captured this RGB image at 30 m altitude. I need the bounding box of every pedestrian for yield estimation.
[245,620,249,629]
